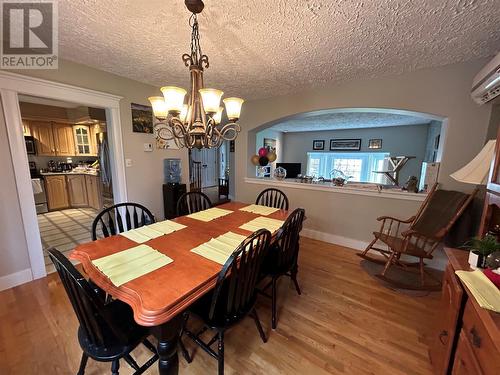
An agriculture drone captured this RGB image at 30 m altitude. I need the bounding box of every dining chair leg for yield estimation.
[251,308,267,343]
[291,265,301,295]
[77,352,88,375]
[271,277,277,330]
[217,331,225,375]
[179,313,192,363]
[124,354,140,371]
[419,258,425,287]
[111,359,120,375]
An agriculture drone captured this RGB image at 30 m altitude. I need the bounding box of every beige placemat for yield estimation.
[190,232,247,265]
[187,207,233,222]
[239,204,279,216]
[456,270,500,313]
[92,244,173,286]
[239,216,284,234]
[147,220,187,235]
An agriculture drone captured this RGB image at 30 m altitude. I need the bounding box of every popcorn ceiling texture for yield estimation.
[59,0,500,99]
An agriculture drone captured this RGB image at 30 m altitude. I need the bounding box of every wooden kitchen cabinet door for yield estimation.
[53,123,75,156]
[30,121,55,156]
[45,176,69,210]
[451,332,483,375]
[67,175,88,207]
[86,175,102,210]
[429,264,464,374]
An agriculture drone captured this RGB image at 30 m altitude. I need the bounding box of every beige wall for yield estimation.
[235,59,493,267]
[0,59,189,279]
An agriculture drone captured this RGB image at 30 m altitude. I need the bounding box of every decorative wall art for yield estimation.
[368,139,383,149]
[263,138,276,153]
[312,140,325,150]
[131,103,154,133]
[330,139,361,151]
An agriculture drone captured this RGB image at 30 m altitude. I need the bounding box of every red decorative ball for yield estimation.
[258,147,268,157]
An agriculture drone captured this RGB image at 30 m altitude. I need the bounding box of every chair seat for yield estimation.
[78,300,147,361]
[189,288,256,329]
[373,232,433,259]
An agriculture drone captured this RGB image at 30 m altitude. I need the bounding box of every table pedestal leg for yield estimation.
[152,314,183,375]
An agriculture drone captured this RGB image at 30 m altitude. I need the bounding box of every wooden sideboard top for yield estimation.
[445,247,500,352]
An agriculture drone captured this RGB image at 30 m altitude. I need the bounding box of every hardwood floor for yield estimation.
[0,238,440,374]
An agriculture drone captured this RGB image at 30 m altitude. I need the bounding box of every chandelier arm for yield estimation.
[218,122,241,141]
[170,117,188,138]
[154,121,177,141]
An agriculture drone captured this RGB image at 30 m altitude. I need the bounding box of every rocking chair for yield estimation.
[358,184,477,290]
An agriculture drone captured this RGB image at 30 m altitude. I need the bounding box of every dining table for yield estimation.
[70,201,290,375]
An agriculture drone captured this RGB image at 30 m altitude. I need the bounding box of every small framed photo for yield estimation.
[312,140,325,150]
[330,139,361,151]
[368,139,382,149]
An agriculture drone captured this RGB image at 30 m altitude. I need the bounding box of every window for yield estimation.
[306,152,390,183]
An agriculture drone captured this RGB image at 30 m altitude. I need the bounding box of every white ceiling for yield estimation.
[58,0,500,99]
[267,111,433,132]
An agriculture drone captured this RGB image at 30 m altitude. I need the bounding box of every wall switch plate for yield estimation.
[125,158,133,167]
[144,143,153,152]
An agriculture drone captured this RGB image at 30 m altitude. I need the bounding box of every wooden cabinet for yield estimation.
[452,332,484,375]
[67,175,88,207]
[22,120,31,136]
[30,121,55,156]
[73,125,93,156]
[85,175,102,210]
[431,249,500,375]
[45,175,69,210]
[52,123,75,156]
[429,264,464,374]
[89,125,99,156]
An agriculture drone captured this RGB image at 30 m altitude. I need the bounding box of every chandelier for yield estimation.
[149,0,244,149]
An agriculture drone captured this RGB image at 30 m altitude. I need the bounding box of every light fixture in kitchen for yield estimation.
[149,0,244,149]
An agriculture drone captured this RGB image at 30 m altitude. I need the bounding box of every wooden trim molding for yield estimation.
[0,268,33,291]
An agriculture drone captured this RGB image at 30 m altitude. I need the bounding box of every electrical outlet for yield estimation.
[125,158,133,167]
[144,143,153,152]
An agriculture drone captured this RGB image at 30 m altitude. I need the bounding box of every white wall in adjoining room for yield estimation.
[234,59,493,268]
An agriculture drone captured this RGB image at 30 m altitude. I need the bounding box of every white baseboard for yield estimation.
[301,228,369,251]
[301,228,447,270]
[0,268,33,291]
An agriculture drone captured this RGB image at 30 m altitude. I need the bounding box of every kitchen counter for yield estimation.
[41,171,99,177]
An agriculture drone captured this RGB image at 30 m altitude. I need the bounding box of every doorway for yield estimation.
[0,71,126,283]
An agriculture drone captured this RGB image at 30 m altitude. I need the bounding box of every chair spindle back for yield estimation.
[274,208,305,271]
[176,191,212,216]
[255,188,289,210]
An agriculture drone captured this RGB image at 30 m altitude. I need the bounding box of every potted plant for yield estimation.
[463,235,500,269]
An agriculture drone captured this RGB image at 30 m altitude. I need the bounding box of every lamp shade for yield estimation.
[450,140,496,184]
[199,88,223,114]
[148,96,168,119]
[160,86,187,113]
[213,107,224,125]
[223,97,244,120]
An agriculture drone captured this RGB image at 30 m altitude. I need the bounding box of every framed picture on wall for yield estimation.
[330,139,361,151]
[131,103,154,133]
[263,138,276,153]
[312,140,325,150]
[368,139,382,149]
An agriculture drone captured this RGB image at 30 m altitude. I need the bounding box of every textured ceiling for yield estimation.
[267,111,432,132]
[58,0,500,99]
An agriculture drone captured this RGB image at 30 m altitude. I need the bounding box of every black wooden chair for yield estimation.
[47,248,158,375]
[183,229,272,375]
[176,191,212,216]
[255,188,289,210]
[259,208,305,329]
[91,203,155,240]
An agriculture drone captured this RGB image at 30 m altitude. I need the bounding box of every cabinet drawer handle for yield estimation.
[438,330,448,345]
[470,327,481,348]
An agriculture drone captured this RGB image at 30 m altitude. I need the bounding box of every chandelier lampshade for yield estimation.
[148,0,244,149]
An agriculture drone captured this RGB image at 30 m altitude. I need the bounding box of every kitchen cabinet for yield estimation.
[30,121,55,156]
[22,120,31,136]
[85,175,102,210]
[53,123,76,156]
[67,175,88,207]
[45,175,69,210]
[74,125,93,156]
[89,124,99,156]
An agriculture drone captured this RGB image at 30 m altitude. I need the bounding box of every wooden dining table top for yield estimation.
[70,201,289,327]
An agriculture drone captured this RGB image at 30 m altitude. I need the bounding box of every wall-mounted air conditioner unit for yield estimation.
[471,52,500,105]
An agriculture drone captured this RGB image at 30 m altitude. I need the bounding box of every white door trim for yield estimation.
[0,71,126,282]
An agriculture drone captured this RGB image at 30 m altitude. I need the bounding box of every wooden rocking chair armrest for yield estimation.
[377,215,416,224]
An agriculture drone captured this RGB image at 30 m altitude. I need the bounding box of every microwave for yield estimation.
[25,136,36,154]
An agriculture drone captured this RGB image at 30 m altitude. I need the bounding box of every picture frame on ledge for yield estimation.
[330,139,361,151]
[312,140,325,150]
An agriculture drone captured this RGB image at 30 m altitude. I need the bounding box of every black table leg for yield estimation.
[152,314,184,375]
